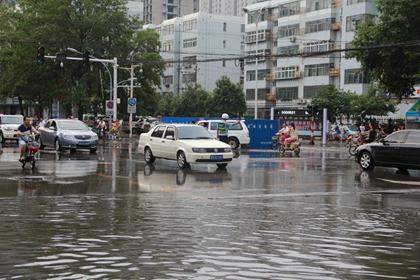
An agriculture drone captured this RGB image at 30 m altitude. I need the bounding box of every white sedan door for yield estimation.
[148,126,166,157]
[160,126,178,159]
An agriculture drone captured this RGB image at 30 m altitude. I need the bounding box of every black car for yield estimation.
[355,129,420,171]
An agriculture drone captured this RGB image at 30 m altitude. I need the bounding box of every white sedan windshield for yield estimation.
[178,126,212,140]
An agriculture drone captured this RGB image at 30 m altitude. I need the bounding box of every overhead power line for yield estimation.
[142,40,420,65]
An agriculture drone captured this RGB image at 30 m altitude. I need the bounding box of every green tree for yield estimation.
[350,88,396,121]
[210,76,246,118]
[0,0,162,117]
[157,92,175,116]
[173,84,211,117]
[310,86,355,122]
[348,0,420,98]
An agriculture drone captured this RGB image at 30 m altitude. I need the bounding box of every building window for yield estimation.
[278,24,299,38]
[161,40,174,52]
[162,76,173,85]
[223,22,227,32]
[245,30,269,43]
[304,85,328,98]
[279,1,300,18]
[245,49,271,63]
[182,73,196,84]
[278,45,299,55]
[246,70,256,81]
[344,68,370,84]
[162,24,175,36]
[248,12,266,24]
[305,18,332,33]
[304,63,332,77]
[306,0,331,12]
[245,89,266,100]
[347,0,372,5]
[183,19,197,32]
[223,40,226,48]
[257,69,267,80]
[222,60,226,67]
[183,56,197,68]
[183,38,197,48]
[346,14,375,32]
[303,40,334,53]
[274,66,300,80]
[276,87,298,101]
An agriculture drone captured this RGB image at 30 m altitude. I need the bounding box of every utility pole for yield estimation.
[113,57,118,122]
[120,64,141,137]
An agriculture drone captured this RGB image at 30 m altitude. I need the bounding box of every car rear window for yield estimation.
[151,126,166,138]
[228,122,243,130]
[406,131,420,144]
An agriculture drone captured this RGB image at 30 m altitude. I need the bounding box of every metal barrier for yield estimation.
[161,117,279,149]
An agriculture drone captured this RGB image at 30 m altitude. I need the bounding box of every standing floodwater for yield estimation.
[0,141,419,279]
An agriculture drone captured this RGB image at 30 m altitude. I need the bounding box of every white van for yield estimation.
[197,120,250,149]
[0,114,23,143]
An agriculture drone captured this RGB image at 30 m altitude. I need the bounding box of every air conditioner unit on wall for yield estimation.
[297,99,307,105]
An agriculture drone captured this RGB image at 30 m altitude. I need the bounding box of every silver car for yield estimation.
[39,119,99,153]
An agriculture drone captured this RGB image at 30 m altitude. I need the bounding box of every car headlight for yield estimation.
[3,127,12,131]
[192,148,207,153]
[63,134,75,140]
[224,148,232,153]
[92,134,98,140]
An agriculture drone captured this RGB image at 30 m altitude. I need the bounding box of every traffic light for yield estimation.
[82,50,90,68]
[36,47,45,65]
[56,51,66,68]
[307,104,321,118]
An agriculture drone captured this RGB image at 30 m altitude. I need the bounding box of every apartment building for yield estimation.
[142,0,199,24]
[243,0,376,119]
[199,0,261,17]
[127,0,144,19]
[155,12,243,94]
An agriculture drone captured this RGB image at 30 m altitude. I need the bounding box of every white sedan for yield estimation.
[138,124,234,168]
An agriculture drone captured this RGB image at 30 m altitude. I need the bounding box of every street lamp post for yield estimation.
[244,7,264,120]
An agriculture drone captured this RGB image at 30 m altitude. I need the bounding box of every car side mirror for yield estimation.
[381,139,389,145]
[165,135,174,140]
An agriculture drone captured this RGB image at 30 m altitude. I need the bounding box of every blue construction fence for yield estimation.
[161,117,279,149]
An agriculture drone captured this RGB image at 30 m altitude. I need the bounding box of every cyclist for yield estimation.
[17,116,38,162]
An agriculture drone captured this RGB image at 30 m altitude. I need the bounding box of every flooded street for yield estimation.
[0,141,419,279]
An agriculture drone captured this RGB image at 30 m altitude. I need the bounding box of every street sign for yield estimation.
[105,100,113,116]
[127,98,137,114]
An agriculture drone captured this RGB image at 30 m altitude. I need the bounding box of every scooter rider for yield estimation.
[217,113,229,144]
[17,116,38,162]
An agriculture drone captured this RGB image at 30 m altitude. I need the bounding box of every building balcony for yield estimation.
[331,22,341,31]
[329,68,340,77]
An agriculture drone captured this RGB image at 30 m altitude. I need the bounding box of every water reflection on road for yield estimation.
[0,143,419,279]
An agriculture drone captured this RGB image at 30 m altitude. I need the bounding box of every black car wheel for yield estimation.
[177,151,188,169]
[228,138,239,150]
[144,147,155,164]
[0,133,4,144]
[359,151,374,170]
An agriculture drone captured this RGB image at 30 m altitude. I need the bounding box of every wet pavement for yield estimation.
[0,140,419,279]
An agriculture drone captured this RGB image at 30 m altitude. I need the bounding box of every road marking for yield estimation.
[378,178,420,186]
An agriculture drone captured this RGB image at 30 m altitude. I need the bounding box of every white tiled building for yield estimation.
[199,0,261,17]
[142,0,199,25]
[155,12,244,94]
[243,0,377,118]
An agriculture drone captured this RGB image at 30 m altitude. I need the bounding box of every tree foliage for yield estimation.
[172,84,212,117]
[0,0,163,117]
[311,85,396,122]
[209,76,246,118]
[348,0,420,98]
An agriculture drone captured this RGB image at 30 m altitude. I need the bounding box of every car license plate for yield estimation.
[78,141,90,146]
[210,155,223,161]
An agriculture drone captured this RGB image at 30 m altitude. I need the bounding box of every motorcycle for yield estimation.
[272,134,280,150]
[279,138,301,156]
[19,135,40,169]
